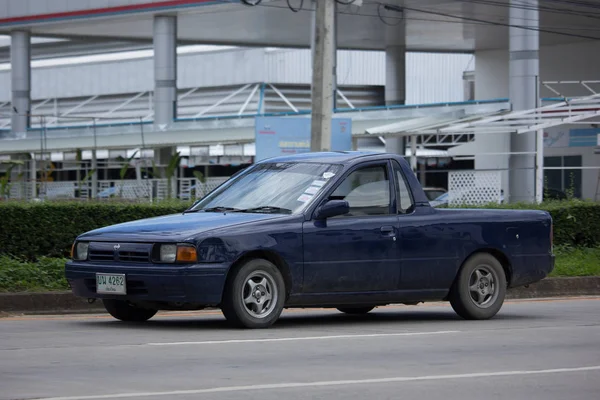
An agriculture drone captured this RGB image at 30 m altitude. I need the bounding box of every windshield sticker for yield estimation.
[323,172,335,179]
[297,193,313,203]
[311,180,327,187]
[304,186,320,195]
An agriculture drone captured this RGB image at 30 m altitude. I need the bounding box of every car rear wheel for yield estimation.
[221,258,286,329]
[102,299,158,322]
[449,253,507,320]
[337,306,375,315]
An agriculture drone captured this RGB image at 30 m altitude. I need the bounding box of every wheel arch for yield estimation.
[446,248,513,299]
[223,249,293,303]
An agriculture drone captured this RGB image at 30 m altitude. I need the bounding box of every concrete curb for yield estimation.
[1,277,599,315]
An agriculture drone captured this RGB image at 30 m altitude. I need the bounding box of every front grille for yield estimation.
[89,250,114,262]
[86,242,153,263]
[118,251,150,263]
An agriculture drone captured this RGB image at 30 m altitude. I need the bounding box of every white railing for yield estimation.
[0,177,231,202]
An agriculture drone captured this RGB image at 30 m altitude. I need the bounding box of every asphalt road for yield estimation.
[1,297,599,400]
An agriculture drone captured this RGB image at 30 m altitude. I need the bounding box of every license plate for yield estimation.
[96,273,127,295]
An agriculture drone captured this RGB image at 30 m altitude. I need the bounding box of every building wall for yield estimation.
[0,48,472,104]
[543,125,599,201]
[473,40,600,199]
[475,40,600,100]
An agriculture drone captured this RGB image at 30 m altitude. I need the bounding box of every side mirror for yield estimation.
[314,200,349,220]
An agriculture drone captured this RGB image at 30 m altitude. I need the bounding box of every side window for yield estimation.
[329,165,391,216]
[392,160,414,214]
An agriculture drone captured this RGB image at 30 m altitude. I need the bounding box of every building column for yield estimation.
[153,15,177,129]
[508,0,539,203]
[11,30,31,138]
[384,45,407,156]
[153,15,178,198]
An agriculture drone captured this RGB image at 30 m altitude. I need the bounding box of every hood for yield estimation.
[78,211,286,242]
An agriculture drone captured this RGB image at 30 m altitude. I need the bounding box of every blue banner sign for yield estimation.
[255,117,352,161]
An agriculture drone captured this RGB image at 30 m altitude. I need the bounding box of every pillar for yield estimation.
[153,15,178,198]
[508,0,539,203]
[384,15,407,156]
[310,0,336,152]
[11,30,31,137]
[153,15,177,129]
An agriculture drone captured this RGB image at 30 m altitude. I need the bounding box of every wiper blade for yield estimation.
[199,206,243,213]
[240,206,292,214]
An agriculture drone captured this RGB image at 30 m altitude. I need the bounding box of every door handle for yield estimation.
[380,226,396,237]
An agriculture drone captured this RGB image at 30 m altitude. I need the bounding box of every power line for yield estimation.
[460,0,600,21]
[229,0,600,40]
[376,2,600,41]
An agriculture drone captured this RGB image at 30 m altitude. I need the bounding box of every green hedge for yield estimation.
[449,199,600,248]
[0,199,599,261]
[0,200,192,260]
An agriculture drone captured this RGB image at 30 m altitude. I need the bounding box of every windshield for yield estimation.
[189,162,342,214]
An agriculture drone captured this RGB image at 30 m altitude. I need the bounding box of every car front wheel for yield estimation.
[221,258,286,329]
[102,299,158,322]
[448,253,507,320]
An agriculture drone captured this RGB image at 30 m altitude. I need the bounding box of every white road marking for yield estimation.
[34,365,600,400]
[145,330,460,346]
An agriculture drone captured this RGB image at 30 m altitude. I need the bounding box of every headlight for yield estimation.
[160,244,177,262]
[156,243,197,263]
[72,242,89,260]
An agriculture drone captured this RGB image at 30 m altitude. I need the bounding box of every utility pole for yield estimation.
[310,0,336,152]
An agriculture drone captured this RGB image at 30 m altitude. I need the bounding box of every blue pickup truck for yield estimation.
[65,151,554,329]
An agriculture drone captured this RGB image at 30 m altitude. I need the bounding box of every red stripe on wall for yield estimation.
[0,0,215,25]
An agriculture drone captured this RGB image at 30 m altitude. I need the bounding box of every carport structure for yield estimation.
[2,0,600,203]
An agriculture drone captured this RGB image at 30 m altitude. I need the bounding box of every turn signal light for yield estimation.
[177,245,198,263]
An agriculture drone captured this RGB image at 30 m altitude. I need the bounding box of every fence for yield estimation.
[1,177,230,202]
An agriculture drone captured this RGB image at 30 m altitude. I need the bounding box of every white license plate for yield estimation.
[96,273,127,295]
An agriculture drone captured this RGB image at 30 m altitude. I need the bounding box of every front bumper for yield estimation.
[65,261,229,305]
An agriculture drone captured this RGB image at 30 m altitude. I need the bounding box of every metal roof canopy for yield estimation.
[421,82,600,136]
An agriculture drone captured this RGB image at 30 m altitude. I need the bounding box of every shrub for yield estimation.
[0,200,193,260]
[0,198,598,261]
[0,256,69,292]
[448,199,600,248]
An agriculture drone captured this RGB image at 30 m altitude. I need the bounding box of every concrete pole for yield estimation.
[11,30,31,137]
[384,14,407,156]
[310,0,336,152]
[509,0,539,203]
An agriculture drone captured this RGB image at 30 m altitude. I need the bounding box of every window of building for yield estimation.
[544,155,582,198]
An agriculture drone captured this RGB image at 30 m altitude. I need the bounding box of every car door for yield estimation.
[391,159,459,291]
[302,160,401,293]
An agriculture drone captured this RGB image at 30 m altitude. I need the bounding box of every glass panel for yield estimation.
[330,165,390,216]
[192,162,342,214]
[392,160,415,213]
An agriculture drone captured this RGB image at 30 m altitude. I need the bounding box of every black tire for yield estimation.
[221,258,286,329]
[102,299,158,322]
[337,306,375,315]
[449,253,507,320]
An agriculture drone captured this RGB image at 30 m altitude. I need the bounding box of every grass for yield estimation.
[0,247,598,293]
[550,246,600,277]
[0,256,68,293]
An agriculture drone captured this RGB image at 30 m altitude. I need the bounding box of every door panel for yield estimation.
[391,160,458,291]
[302,162,401,293]
[302,216,400,293]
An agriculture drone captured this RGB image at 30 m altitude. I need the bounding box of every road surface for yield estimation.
[1,297,599,400]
